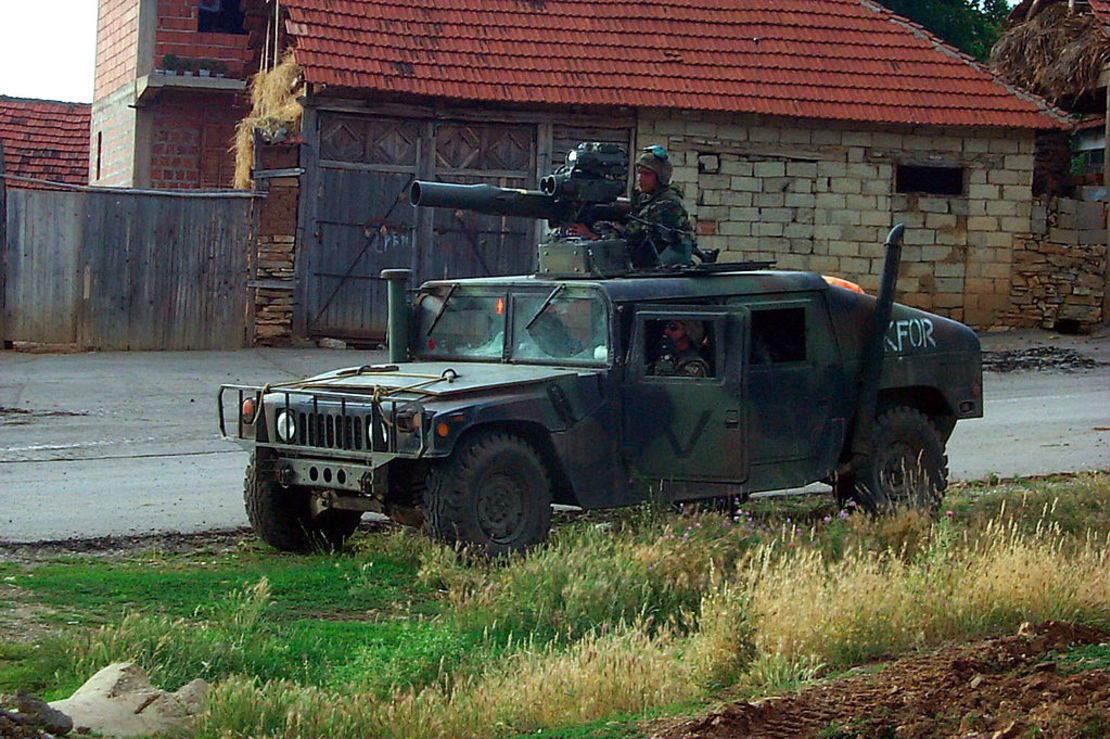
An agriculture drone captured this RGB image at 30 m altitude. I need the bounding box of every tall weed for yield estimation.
[421,509,756,643]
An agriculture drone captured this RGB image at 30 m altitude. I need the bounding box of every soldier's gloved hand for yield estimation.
[591,221,621,239]
[568,223,600,241]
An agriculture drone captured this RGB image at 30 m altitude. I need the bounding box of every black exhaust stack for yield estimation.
[848,223,905,459]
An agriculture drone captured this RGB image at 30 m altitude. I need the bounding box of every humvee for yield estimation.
[219,144,982,555]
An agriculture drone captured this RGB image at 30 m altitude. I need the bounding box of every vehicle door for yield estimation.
[621,305,748,483]
[737,296,844,487]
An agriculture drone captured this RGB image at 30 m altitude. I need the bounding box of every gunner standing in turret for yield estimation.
[569,145,696,268]
[624,145,696,268]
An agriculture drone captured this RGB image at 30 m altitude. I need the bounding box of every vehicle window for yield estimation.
[512,292,609,365]
[750,307,806,364]
[415,290,505,360]
[644,318,716,378]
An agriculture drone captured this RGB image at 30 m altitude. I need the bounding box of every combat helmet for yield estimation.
[636,145,673,186]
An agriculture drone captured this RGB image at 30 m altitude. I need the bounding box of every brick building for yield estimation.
[0,97,91,190]
[244,0,1097,344]
[91,0,253,188]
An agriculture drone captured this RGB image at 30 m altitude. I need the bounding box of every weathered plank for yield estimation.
[2,187,256,350]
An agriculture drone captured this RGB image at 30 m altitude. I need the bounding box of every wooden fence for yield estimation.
[1,178,258,351]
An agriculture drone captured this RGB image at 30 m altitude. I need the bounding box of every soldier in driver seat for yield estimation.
[651,320,709,378]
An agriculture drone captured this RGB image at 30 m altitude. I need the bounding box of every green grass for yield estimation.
[1050,642,1110,675]
[1,472,1107,737]
[1,547,430,624]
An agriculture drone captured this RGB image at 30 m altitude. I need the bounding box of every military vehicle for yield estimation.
[219,143,982,555]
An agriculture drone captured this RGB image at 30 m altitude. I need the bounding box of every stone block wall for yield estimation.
[637,111,1037,327]
[1008,197,1107,329]
[253,143,300,345]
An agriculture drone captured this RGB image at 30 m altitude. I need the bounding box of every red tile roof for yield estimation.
[283,0,1066,129]
[0,97,91,190]
[1090,0,1110,24]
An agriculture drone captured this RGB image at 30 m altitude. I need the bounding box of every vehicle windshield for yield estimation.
[416,290,505,360]
[414,286,609,366]
[511,291,609,365]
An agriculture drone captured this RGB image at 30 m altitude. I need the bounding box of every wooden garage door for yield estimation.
[308,115,418,340]
[305,115,537,341]
[420,122,536,284]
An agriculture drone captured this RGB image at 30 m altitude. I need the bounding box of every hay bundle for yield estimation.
[991,2,1110,107]
[233,52,304,189]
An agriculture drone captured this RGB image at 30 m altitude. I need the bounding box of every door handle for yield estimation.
[725,410,740,429]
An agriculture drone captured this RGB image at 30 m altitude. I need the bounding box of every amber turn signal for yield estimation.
[240,396,257,423]
[436,422,450,438]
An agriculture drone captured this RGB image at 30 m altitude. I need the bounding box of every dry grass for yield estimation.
[991,3,1110,105]
[195,486,1110,737]
[200,622,698,739]
[233,53,304,189]
[745,514,1110,667]
[23,474,1107,738]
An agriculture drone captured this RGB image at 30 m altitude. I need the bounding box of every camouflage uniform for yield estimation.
[623,185,696,268]
[651,346,709,378]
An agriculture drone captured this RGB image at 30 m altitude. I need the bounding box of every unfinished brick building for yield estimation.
[91,0,253,188]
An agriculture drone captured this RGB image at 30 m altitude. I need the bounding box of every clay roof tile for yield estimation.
[283,0,1067,129]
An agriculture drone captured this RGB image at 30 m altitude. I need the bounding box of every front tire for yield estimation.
[243,453,361,552]
[423,431,553,556]
[848,406,949,514]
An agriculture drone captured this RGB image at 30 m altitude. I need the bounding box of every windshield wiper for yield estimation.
[525,284,566,331]
[425,283,459,336]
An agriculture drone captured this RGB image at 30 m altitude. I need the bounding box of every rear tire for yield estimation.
[423,431,553,556]
[243,453,361,552]
[848,406,948,515]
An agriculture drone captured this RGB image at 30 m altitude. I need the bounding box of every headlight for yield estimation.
[275,410,296,443]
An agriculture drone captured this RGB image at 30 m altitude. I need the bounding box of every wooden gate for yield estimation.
[303,113,537,341]
[308,116,418,340]
[422,122,536,283]
[2,187,256,350]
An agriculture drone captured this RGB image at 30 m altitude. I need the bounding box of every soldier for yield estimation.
[651,320,709,378]
[624,145,696,268]
[569,145,696,268]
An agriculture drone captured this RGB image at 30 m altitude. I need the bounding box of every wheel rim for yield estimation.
[475,469,528,544]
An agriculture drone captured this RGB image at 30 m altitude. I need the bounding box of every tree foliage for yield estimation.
[877,0,1011,61]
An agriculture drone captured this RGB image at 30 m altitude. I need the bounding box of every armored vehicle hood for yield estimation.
[293,361,596,398]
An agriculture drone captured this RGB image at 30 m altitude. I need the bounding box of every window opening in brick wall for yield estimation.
[750,307,806,364]
[95,132,102,181]
[896,164,964,196]
[198,0,246,34]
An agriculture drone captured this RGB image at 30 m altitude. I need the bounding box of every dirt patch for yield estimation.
[0,584,56,644]
[651,622,1110,739]
[0,528,253,564]
[0,407,90,426]
[982,346,1105,373]
[0,519,399,564]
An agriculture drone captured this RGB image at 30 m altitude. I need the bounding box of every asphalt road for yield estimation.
[1,341,1108,542]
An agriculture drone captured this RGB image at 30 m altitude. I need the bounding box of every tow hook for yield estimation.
[278,466,295,487]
